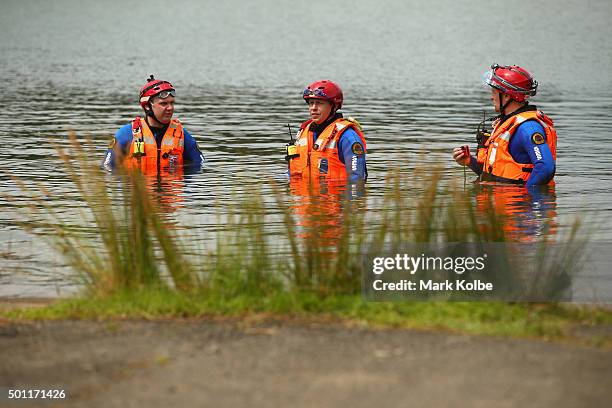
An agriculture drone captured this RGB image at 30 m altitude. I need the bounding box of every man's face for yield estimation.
[308,98,333,124]
[149,95,175,124]
[490,89,510,113]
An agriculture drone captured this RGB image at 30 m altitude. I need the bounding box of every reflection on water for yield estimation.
[120,164,206,215]
[1,0,611,297]
[473,184,558,243]
[289,177,367,253]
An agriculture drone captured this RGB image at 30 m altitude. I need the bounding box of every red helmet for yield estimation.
[139,74,175,109]
[303,80,343,110]
[483,64,538,102]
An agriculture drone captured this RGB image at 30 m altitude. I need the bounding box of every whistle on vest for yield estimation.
[133,140,146,157]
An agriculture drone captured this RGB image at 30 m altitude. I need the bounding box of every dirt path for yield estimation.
[1,318,611,407]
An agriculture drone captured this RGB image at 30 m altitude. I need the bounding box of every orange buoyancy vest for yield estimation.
[126,117,185,175]
[479,110,557,184]
[289,118,367,181]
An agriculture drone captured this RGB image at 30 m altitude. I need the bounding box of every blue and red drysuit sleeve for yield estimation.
[101,124,132,170]
[182,129,205,170]
[337,128,367,182]
[509,120,555,187]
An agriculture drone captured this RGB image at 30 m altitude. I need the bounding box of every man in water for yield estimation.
[287,80,367,182]
[453,64,556,187]
[102,75,203,175]
[286,80,367,250]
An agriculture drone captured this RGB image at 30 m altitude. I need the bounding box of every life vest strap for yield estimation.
[480,172,525,185]
[171,120,182,150]
[314,119,361,151]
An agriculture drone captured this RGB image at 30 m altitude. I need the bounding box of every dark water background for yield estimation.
[1,0,611,297]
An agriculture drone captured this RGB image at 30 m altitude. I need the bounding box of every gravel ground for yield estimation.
[1,318,611,408]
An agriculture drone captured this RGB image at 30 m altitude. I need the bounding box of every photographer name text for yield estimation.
[372,279,493,291]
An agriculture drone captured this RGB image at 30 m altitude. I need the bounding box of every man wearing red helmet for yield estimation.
[287,80,367,182]
[102,75,203,175]
[453,64,557,187]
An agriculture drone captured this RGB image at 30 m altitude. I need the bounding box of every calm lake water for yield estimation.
[1,0,611,298]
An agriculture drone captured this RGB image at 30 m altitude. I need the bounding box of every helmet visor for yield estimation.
[156,89,175,99]
[482,70,507,94]
[482,70,494,88]
[303,88,329,99]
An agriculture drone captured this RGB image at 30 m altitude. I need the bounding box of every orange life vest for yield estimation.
[125,117,185,176]
[289,118,366,181]
[478,110,557,184]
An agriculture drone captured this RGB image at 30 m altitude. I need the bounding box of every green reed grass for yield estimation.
[10,133,198,295]
[6,135,612,342]
[9,134,587,303]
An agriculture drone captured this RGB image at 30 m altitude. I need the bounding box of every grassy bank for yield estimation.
[4,290,612,347]
[3,135,611,345]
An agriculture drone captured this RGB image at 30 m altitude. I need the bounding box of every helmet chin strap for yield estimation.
[145,102,164,126]
[498,94,513,116]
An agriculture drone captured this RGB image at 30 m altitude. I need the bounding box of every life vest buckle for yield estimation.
[318,158,328,174]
